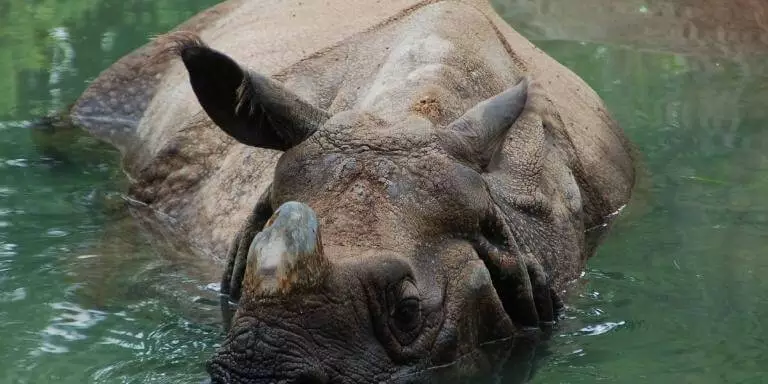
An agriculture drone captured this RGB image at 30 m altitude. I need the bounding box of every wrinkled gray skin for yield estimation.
[70,0,635,383]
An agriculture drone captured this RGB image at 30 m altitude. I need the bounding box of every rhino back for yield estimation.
[72,0,634,265]
[269,1,635,285]
[75,0,443,259]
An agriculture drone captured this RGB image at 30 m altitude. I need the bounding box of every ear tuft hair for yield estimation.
[153,31,209,59]
[235,74,258,118]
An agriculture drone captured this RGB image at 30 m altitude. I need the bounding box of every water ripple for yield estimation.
[35,302,107,355]
[577,320,627,336]
[0,288,26,303]
[0,242,17,258]
[0,121,32,130]
[45,229,69,238]
[3,158,28,168]
[100,329,146,350]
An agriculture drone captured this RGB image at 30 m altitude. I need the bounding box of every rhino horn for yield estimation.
[439,77,529,170]
[242,202,329,297]
[178,39,329,151]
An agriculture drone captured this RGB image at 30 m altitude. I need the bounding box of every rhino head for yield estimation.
[180,41,555,383]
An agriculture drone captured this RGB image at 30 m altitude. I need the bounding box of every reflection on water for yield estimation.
[495,0,768,58]
[0,0,767,383]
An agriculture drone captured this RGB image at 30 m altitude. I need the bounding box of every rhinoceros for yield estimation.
[69,0,635,382]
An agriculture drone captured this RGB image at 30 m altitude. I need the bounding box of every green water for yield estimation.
[1,0,767,383]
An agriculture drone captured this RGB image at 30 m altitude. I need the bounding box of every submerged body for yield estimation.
[71,0,634,382]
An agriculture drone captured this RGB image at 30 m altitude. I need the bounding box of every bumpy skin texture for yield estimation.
[71,0,635,383]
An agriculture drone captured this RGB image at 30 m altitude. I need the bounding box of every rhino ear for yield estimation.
[179,42,329,151]
[439,77,529,171]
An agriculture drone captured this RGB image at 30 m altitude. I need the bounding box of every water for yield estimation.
[0,1,222,382]
[1,0,767,382]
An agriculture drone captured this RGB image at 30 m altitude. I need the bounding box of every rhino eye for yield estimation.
[394,297,420,331]
[388,280,422,345]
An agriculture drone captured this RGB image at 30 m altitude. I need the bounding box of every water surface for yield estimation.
[1,0,767,382]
